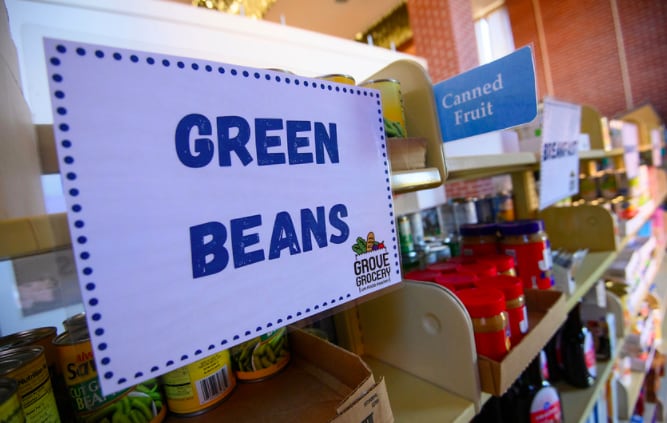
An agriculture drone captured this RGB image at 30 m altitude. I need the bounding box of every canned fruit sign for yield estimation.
[433,46,538,142]
[43,39,401,395]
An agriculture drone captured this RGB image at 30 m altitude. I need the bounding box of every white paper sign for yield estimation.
[651,128,663,167]
[44,39,401,394]
[539,98,581,210]
[620,121,640,179]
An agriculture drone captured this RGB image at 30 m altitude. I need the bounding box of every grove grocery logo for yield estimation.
[352,232,391,293]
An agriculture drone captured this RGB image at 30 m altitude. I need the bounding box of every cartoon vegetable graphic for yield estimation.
[366,232,375,252]
[352,237,367,255]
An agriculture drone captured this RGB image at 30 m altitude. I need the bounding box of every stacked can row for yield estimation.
[0,315,291,422]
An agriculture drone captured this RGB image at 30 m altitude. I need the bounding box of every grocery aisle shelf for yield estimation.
[391,168,443,193]
[578,148,624,160]
[617,347,657,420]
[444,152,537,182]
[566,251,618,311]
[0,212,70,259]
[365,357,478,423]
[559,340,624,423]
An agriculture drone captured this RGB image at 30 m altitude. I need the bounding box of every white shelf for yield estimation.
[365,357,477,423]
[391,168,443,193]
[578,148,625,160]
[445,152,537,181]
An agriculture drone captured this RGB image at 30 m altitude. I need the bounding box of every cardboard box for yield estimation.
[387,137,427,171]
[477,289,567,396]
[164,328,394,422]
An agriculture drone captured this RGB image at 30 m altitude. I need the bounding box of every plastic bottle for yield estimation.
[557,302,597,388]
[500,352,564,423]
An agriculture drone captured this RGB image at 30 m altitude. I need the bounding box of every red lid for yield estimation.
[446,256,477,265]
[474,275,524,300]
[476,254,516,272]
[404,269,441,283]
[426,261,461,274]
[455,287,506,317]
[457,262,497,278]
[434,272,478,291]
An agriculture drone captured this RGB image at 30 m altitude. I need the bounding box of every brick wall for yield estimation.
[618,0,667,119]
[407,0,496,201]
[506,0,667,120]
[406,0,478,83]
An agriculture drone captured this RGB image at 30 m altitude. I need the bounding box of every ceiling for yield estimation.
[168,0,501,42]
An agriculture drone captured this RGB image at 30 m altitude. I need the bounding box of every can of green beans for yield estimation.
[0,346,60,423]
[53,330,166,423]
[230,327,290,382]
[0,377,25,423]
[0,326,67,420]
[359,78,407,138]
[161,350,236,416]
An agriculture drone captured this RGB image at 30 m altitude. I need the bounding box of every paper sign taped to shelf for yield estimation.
[433,46,537,142]
[610,120,640,179]
[652,129,663,167]
[43,38,401,395]
[539,98,581,210]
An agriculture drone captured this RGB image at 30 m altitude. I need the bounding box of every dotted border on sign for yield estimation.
[47,41,396,387]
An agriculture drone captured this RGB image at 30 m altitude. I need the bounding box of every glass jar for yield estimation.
[475,275,529,345]
[476,254,517,276]
[434,271,478,292]
[457,261,497,278]
[498,220,554,290]
[459,223,499,256]
[403,269,442,283]
[456,287,511,360]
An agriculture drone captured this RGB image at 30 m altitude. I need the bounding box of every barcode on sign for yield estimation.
[195,365,230,404]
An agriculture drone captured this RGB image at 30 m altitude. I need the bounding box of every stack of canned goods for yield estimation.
[0,313,293,421]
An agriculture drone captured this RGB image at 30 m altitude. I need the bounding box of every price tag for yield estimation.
[539,98,581,210]
[433,46,538,142]
[44,39,401,394]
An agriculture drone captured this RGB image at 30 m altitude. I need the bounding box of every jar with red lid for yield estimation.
[457,261,497,278]
[456,287,511,360]
[475,275,529,345]
[498,220,554,290]
[403,269,442,283]
[426,260,461,274]
[476,254,517,276]
[434,272,478,291]
[460,223,499,256]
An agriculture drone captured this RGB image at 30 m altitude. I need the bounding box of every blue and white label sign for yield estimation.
[44,39,401,395]
[434,46,537,142]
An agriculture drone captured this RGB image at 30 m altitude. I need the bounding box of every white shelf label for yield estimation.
[44,38,401,395]
[539,98,581,210]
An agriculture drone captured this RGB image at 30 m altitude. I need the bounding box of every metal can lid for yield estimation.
[0,346,44,376]
[359,78,400,86]
[0,327,57,352]
[317,73,355,81]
